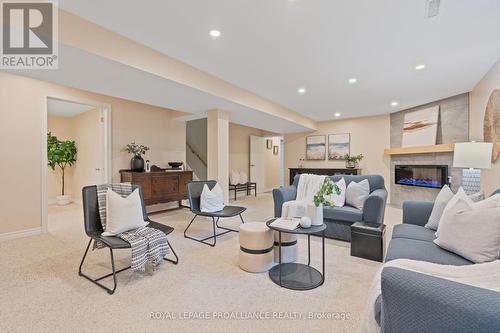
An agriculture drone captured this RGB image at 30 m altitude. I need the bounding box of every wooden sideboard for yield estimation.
[289,168,361,185]
[120,170,193,206]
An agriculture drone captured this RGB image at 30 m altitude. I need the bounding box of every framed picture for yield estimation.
[306,135,326,160]
[402,106,439,147]
[328,133,350,160]
[273,145,279,155]
[266,139,273,149]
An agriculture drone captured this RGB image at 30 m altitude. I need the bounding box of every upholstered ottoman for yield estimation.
[239,222,274,273]
[273,231,298,263]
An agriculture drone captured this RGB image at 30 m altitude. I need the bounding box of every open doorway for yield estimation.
[43,96,111,233]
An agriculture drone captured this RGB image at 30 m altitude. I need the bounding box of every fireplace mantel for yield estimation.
[384,143,454,156]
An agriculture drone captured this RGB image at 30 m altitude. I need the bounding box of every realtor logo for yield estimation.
[1,0,58,69]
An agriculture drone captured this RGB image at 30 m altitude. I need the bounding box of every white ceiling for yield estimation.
[10,44,309,133]
[58,0,500,121]
[47,98,94,117]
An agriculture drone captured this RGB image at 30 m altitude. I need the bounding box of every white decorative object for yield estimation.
[345,179,370,210]
[402,106,439,147]
[102,189,148,236]
[453,142,493,195]
[307,204,323,226]
[299,216,312,228]
[200,183,224,213]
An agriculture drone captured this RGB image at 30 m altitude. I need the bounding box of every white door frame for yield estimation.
[41,94,112,233]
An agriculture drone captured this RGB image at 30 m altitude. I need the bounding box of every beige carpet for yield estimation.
[0,193,401,332]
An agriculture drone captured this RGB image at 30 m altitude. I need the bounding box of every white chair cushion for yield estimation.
[200,183,224,213]
[230,170,240,185]
[102,189,148,236]
[239,171,248,184]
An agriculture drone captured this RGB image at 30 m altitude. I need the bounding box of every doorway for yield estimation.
[42,96,111,233]
[250,135,284,193]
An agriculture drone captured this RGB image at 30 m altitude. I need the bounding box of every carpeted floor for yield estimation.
[0,193,401,332]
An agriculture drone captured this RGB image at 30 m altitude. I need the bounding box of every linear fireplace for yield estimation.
[395,165,448,189]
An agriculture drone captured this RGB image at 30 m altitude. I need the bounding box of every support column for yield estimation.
[207,109,229,202]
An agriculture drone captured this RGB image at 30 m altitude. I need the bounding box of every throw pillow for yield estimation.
[230,170,240,185]
[424,185,454,230]
[200,183,224,213]
[345,179,370,210]
[434,199,500,263]
[102,189,148,236]
[326,177,346,207]
[239,171,248,184]
[435,187,474,236]
[472,193,500,210]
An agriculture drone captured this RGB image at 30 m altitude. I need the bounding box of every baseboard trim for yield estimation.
[0,227,43,241]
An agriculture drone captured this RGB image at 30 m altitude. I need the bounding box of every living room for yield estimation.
[1,1,500,332]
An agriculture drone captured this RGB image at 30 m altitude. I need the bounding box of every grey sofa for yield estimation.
[377,194,500,332]
[272,174,387,241]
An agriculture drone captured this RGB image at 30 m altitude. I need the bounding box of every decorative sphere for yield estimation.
[300,216,312,228]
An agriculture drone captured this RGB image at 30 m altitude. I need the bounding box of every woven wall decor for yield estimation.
[484,89,500,162]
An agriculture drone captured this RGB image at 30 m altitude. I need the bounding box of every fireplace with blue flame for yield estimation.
[395,165,448,189]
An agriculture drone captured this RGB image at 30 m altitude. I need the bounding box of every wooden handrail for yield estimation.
[186,143,207,166]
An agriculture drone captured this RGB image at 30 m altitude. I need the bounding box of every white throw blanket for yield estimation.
[362,259,500,333]
[282,174,326,218]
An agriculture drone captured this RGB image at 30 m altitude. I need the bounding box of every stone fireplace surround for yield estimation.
[389,93,469,207]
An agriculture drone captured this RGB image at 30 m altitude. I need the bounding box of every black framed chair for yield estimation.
[78,184,178,295]
[184,181,246,247]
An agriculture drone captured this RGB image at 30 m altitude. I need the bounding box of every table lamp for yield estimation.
[453,142,493,194]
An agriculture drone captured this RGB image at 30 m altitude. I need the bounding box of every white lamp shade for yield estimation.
[453,142,493,169]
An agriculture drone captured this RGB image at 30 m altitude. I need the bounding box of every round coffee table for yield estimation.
[266,219,326,290]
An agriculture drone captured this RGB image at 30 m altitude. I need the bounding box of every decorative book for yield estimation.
[270,218,300,231]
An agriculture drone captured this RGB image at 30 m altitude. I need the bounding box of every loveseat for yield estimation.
[272,174,387,241]
[377,194,500,332]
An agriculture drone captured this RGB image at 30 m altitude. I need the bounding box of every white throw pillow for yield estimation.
[434,199,500,263]
[345,179,370,210]
[425,185,454,230]
[326,178,346,207]
[435,187,474,236]
[472,193,500,210]
[102,189,148,236]
[200,183,225,213]
[239,171,248,184]
[230,170,240,185]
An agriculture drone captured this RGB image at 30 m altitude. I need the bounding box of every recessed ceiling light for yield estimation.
[391,101,399,107]
[297,87,306,94]
[334,113,341,117]
[348,78,357,84]
[209,30,221,38]
[415,64,426,70]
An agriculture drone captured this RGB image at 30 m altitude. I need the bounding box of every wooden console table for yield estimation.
[120,170,192,213]
[289,168,361,185]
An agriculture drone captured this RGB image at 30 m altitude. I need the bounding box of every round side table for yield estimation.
[266,219,326,290]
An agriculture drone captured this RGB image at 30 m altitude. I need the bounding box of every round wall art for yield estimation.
[483,89,500,162]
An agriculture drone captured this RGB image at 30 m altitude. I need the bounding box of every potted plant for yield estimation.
[343,153,364,169]
[47,132,77,205]
[124,142,150,172]
[309,178,341,226]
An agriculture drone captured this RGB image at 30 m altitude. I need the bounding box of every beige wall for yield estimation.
[47,115,76,200]
[284,115,391,197]
[470,58,500,195]
[229,123,265,176]
[0,72,186,235]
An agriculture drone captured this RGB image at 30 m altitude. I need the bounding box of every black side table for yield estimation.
[350,222,386,262]
[266,219,326,290]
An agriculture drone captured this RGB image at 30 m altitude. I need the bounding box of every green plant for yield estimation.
[47,132,77,195]
[343,153,364,163]
[313,178,341,207]
[124,142,150,156]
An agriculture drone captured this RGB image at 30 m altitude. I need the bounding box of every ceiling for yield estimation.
[58,0,500,121]
[47,98,94,117]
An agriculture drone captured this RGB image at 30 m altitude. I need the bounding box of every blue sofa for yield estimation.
[377,194,500,332]
[272,174,387,241]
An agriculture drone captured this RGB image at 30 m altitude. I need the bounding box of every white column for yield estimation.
[207,109,229,202]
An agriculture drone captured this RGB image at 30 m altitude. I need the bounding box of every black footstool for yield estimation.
[350,222,386,262]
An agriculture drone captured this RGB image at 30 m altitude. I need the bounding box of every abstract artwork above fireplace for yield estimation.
[395,165,448,189]
[402,106,439,147]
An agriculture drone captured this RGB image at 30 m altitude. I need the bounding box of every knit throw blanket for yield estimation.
[281,174,326,218]
[95,183,171,272]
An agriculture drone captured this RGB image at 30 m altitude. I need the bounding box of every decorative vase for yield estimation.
[131,155,145,172]
[346,161,356,169]
[306,204,323,226]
